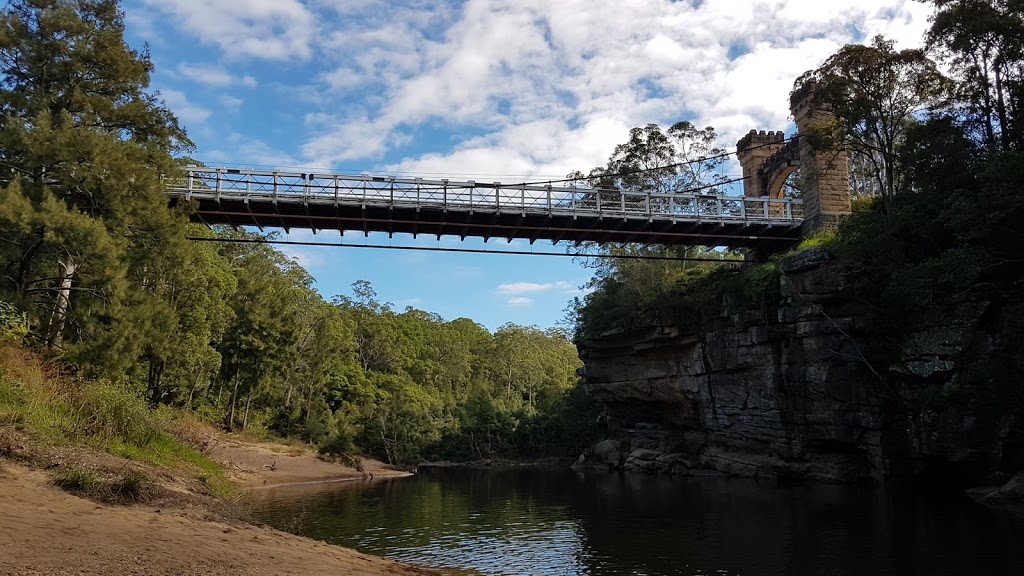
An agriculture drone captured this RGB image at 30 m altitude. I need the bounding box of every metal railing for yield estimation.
[166,167,804,223]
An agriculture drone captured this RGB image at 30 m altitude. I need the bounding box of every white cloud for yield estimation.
[498,281,576,296]
[178,63,258,88]
[159,89,211,127]
[220,95,245,111]
[135,0,935,185]
[124,8,159,42]
[302,115,394,165]
[507,297,534,307]
[141,0,316,61]
[204,135,300,170]
[293,0,932,180]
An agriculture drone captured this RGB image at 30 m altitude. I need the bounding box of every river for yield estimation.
[248,468,1024,575]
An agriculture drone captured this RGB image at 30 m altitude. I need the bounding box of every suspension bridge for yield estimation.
[166,167,805,250]
[166,82,857,253]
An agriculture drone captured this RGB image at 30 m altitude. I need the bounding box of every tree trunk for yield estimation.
[976,52,998,152]
[47,258,76,349]
[242,387,253,430]
[227,369,240,430]
[378,412,393,465]
[994,56,1010,151]
[15,234,45,298]
[185,372,203,411]
[147,358,165,407]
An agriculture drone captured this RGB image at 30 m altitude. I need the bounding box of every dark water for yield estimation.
[248,468,1024,576]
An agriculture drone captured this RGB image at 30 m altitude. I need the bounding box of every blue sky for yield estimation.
[122,0,930,331]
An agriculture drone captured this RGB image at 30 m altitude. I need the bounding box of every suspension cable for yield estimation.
[186,236,745,263]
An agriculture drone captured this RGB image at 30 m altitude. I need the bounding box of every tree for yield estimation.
[567,121,741,339]
[575,122,728,209]
[925,0,1024,151]
[797,36,952,204]
[282,300,359,442]
[216,233,309,430]
[334,282,402,374]
[140,226,236,406]
[0,0,193,369]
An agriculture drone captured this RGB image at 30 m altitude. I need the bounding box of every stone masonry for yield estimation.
[737,81,852,235]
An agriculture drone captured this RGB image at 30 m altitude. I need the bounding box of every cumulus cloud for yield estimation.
[132,0,934,179]
[319,0,930,178]
[507,297,534,307]
[140,0,316,61]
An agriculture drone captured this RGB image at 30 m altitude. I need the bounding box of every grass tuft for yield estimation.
[50,466,154,503]
[106,470,151,502]
[51,468,102,492]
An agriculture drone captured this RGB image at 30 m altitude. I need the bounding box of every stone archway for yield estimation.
[761,139,800,199]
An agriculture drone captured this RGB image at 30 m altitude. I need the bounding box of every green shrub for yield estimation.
[0,302,27,343]
[573,258,731,340]
[720,260,781,319]
[51,467,153,503]
[796,229,836,251]
[3,344,237,500]
[319,431,356,458]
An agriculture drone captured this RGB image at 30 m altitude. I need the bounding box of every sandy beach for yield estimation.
[0,430,432,576]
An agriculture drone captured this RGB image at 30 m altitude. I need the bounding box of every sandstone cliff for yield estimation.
[574,248,1017,485]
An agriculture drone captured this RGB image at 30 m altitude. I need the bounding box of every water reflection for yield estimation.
[248,468,1024,576]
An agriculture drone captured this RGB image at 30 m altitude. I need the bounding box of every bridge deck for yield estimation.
[167,167,804,249]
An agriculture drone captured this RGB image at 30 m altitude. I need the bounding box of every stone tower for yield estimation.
[736,81,852,235]
[736,130,787,198]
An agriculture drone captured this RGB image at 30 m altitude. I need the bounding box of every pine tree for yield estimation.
[0,0,215,381]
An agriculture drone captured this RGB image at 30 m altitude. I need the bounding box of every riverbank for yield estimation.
[205,434,412,488]
[0,461,434,576]
[0,341,433,574]
[0,427,431,576]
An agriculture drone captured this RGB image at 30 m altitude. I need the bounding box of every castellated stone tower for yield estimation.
[736,81,852,236]
[736,130,787,198]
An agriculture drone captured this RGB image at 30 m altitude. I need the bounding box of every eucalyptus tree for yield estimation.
[566,120,741,340]
[215,235,311,430]
[581,122,727,195]
[796,36,951,205]
[925,0,1024,151]
[142,226,236,407]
